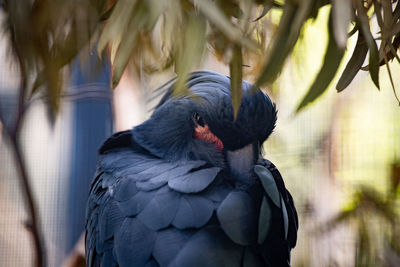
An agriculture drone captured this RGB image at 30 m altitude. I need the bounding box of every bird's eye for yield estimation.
[193,112,205,127]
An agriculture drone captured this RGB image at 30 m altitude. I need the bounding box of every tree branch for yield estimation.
[0,3,46,263]
[0,84,45,267]
[10,133,45,267]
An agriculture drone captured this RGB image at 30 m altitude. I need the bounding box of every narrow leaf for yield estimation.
[111,3,147,88]
[253,4,273,22]
[229,44,243,119]
[255,0,313,89]
[296,12,345,112]
[381,0,393,30]
[394,1,400,23]
[255,2,297,87]
[31,25,92,97]
[322,209,357,232]
[44,59,62,120]
[348,24,358,37]
[373,0,384,29]
[97,0,137,56]
[173,14,206,95]
[357,0,380,89]
[386,37,400,64]
[100,2,116,22]
[367,32,400,67]
[388,21,400,37]
[332,0,352,48]
[286,0,314,49]
[193,0,238,38]
[391,162,400,193]
[382,47,400,105]
[192,0,256,50]
[336,30,368,91]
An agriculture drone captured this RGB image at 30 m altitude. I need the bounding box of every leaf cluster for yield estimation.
[1,0,108,116]
[322,161,400,266]
[2,0,400,117]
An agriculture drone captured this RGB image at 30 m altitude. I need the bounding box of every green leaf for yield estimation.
[390,162,400,193]
[287,0,315,47]
[255,0,314,89]
[100,2,116,22]
[336,30,368,92]
[30,24,93,98]
[296,12,345,112]
[364,33,400,67]
[43,58,62,118]
[191,0,256,50]
[173,14,206,95]
[356,0,380,90]
[373,0,384,28]
[381,0,393,30]
[193,0,239,39]
[111,2,147,88]
[323,209,357,232]
[216,0,243,19]
[382,47,400,106]
[388,21,400,37]
[229,44,243,119]
[253,3,273,22]
[348,24,359,37]
[387,33,400,64]
[332,0,352,48]
[394,1,400,23]
[255,2,297,87]
[97,0,137,56]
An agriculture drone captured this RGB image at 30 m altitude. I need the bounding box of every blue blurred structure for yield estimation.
[65,50,113,253]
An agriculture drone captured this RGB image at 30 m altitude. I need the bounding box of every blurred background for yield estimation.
[0,1,399,267]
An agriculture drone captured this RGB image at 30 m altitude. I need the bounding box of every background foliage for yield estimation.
[2,0,400,116]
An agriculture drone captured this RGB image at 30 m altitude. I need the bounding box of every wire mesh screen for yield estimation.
[1,36,399,267]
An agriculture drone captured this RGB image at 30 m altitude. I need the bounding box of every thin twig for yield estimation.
[387,41,400,65]
[383,46,400,106]
[0,86,45,267]
[2,2,46,264]
[9,134,45,267]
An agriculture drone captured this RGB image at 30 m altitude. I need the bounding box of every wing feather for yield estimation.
[172,195,215,229]
[169,226,243,267]
[152,228,194,266]
[114,217,157,267]
[112,177,138,201]
[216,191,257,246]
[86,143,298,267]
[137,186,180,230]
[168,167,221,193]
[117,190,157,217]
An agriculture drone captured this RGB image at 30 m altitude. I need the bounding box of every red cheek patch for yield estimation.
[193,125,223,151]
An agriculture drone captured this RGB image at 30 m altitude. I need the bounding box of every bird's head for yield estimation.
[132,70,277,181]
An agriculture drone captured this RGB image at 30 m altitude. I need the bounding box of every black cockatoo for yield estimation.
[85,70,298,267]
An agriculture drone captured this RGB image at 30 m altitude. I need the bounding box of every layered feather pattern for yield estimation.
[86,146,297,267]
[85,70,298,267]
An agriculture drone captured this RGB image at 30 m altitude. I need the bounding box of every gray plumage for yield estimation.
[86,70,298,267]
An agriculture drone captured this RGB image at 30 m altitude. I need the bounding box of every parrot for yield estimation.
[85,70,298,267]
